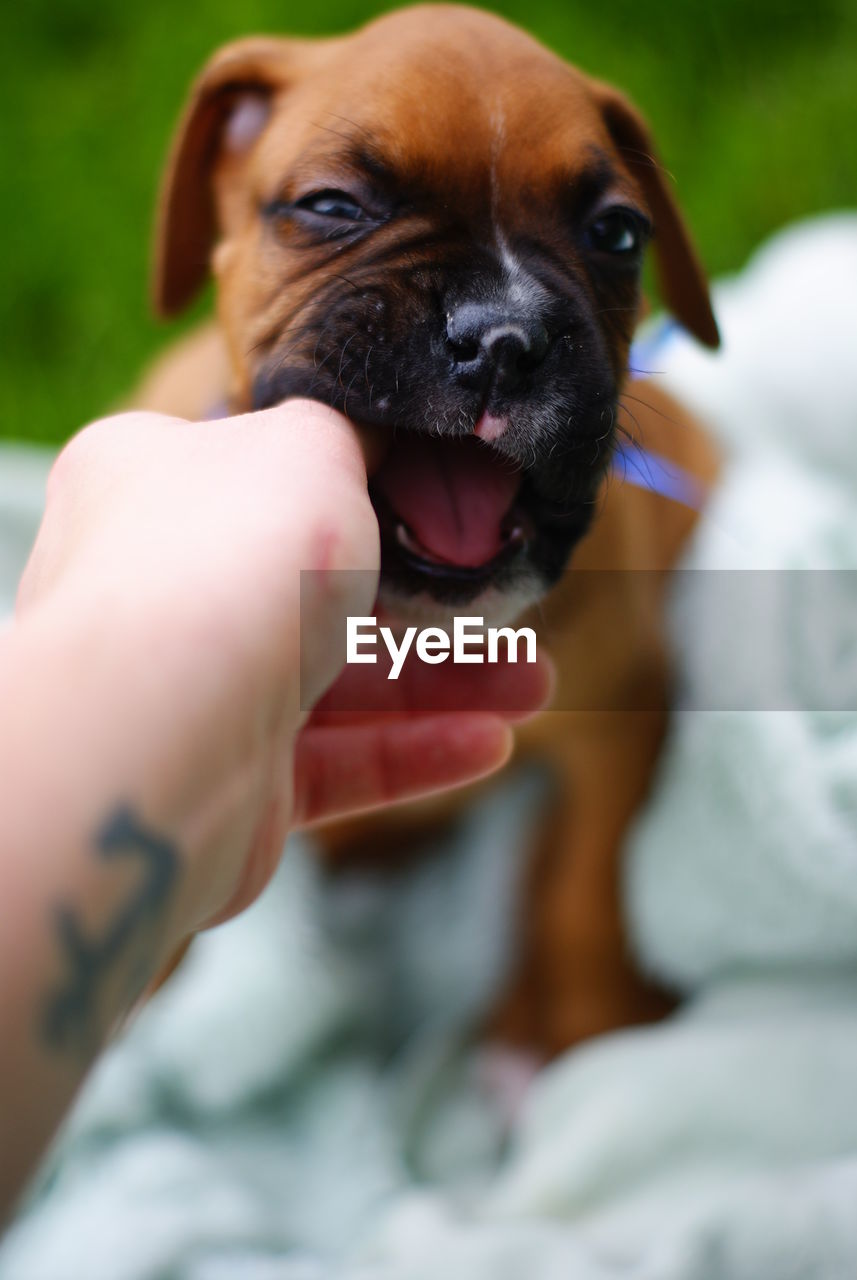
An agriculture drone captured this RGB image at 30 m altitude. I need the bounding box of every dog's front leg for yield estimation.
[488,705,675,1056]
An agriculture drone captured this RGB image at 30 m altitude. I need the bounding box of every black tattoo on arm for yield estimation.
[42,806,179,1057]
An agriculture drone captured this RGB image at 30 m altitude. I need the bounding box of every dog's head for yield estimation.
[154,4,718,622]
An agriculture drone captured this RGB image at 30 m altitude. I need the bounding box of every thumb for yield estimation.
[232,401,381,713]
[228,397,389,480]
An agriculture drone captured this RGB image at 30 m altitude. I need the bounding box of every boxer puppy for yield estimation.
[138,4,720,1052]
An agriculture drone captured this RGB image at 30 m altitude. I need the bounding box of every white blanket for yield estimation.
[2,215,856,1279]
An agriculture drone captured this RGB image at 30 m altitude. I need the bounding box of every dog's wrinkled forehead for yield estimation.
[243,32,625,226]
[154,4,717,347]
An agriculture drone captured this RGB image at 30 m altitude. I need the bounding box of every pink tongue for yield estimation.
[373,434,522,567]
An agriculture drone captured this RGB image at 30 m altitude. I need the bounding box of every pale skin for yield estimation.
[0,399,551,1217]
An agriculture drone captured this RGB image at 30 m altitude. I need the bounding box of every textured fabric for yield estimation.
[0,443,51,620]
[626,213,857,989]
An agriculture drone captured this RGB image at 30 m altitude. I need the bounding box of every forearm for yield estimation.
[0,598,289,1213]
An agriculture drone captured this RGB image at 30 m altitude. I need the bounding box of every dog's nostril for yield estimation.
[484,326,539,369]
[446,303,550,392]
[448,335,481,363]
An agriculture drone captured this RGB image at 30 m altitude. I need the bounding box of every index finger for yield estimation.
[309,646,555,723]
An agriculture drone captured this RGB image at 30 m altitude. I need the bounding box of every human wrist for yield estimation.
[5,585,294,943]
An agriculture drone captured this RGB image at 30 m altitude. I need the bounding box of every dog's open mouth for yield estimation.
[369,433,534,589]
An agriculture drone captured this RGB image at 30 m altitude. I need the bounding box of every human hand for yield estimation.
[16,401,551,936]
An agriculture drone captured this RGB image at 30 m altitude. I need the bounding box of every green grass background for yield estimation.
[2,0,855,445]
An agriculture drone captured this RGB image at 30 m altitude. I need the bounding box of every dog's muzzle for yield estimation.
[252,258,621,613]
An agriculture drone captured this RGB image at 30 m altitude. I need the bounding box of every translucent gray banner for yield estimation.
[300,570,857,713]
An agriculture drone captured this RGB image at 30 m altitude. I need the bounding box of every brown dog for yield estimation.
[136,5,720,1054]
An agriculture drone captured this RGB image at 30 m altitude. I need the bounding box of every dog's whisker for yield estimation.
[615,403,645,446]
[324,111,374,141]
[335,332,359,388]
[613,408,677,495]
[342,369,360,417]
[625,365,667,380]
[593,306,641,318]
[245,321,314,360]
[309,119,363,146]
[329,272,362,293]
[620,391,687,431]
[614,143,674,180]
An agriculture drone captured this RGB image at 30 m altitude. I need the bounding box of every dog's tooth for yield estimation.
[395,521,444,563]
[395,521,422,554]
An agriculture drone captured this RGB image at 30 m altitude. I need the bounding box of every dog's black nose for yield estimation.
[446,302,550,394]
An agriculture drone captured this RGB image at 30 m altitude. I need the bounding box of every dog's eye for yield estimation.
[586,209,647,256]
[294,189,368,221]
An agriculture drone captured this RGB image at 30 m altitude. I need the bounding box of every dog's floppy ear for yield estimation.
[591,82,720,349]
[154,37,302,317]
